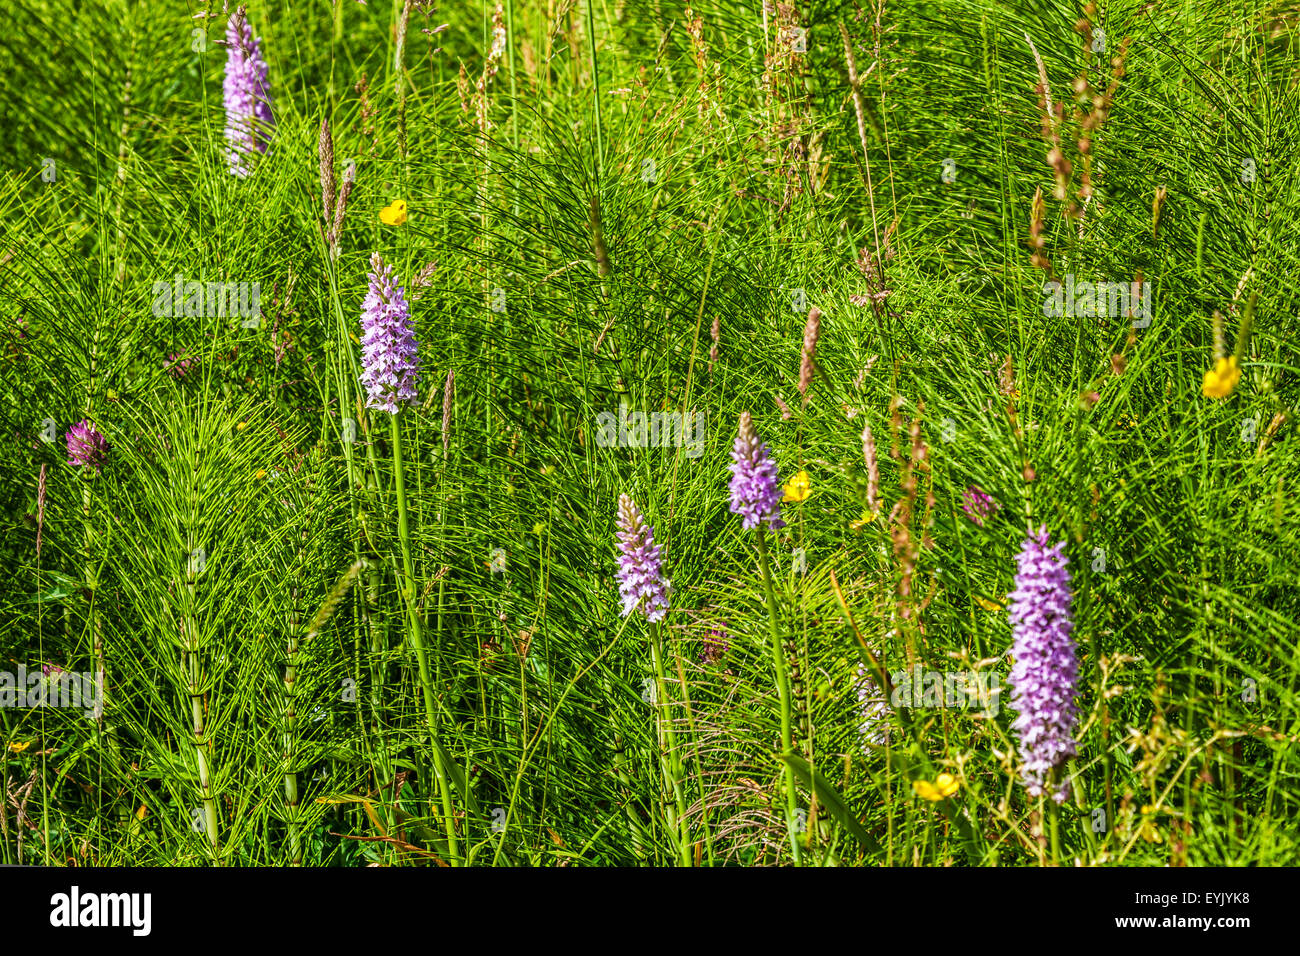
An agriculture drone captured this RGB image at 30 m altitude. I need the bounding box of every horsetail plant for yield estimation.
[102,399,290,865]
[13,0,1300,873]
[283,561,366,866]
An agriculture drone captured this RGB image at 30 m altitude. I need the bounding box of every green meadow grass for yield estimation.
[1,0,1298,865]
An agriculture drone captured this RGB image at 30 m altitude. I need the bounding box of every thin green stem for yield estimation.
[1049,794,1060,866]
[585,0,604,181]
[756,526,802,866]
[650,623,691,866]
[390,410,459,866]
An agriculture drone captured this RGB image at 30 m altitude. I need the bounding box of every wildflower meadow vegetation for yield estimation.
[2,0,1299,869]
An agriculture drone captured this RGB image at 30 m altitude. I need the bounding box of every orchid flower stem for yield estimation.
[391,410,459,866]
[650,622,691,866]
[756,526,802,866]
[1049,793,1061,866]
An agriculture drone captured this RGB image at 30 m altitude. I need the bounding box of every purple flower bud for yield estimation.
[166,352,196,379]
[615,494,671,623]
[66,420,109,472]
[360,253,420,413]
[699,623,729,664]
[728,411,785,531]
[961,485,999,526]
[223,8,274,177]
[1006,526,1079,804]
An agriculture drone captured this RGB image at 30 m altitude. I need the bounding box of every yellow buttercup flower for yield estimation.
[255,469,267,480]
[236,421,249,432]
[782,470,811,503]
[1138,805,1162,843]
[913,773,960,802]
[8,741,30,753]
[380,199,408,226]
[850,509,879,530]
[1202,356,1240,399]
[135,804,148,821]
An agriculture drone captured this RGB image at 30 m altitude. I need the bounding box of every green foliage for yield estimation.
[1,0,1298,865]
